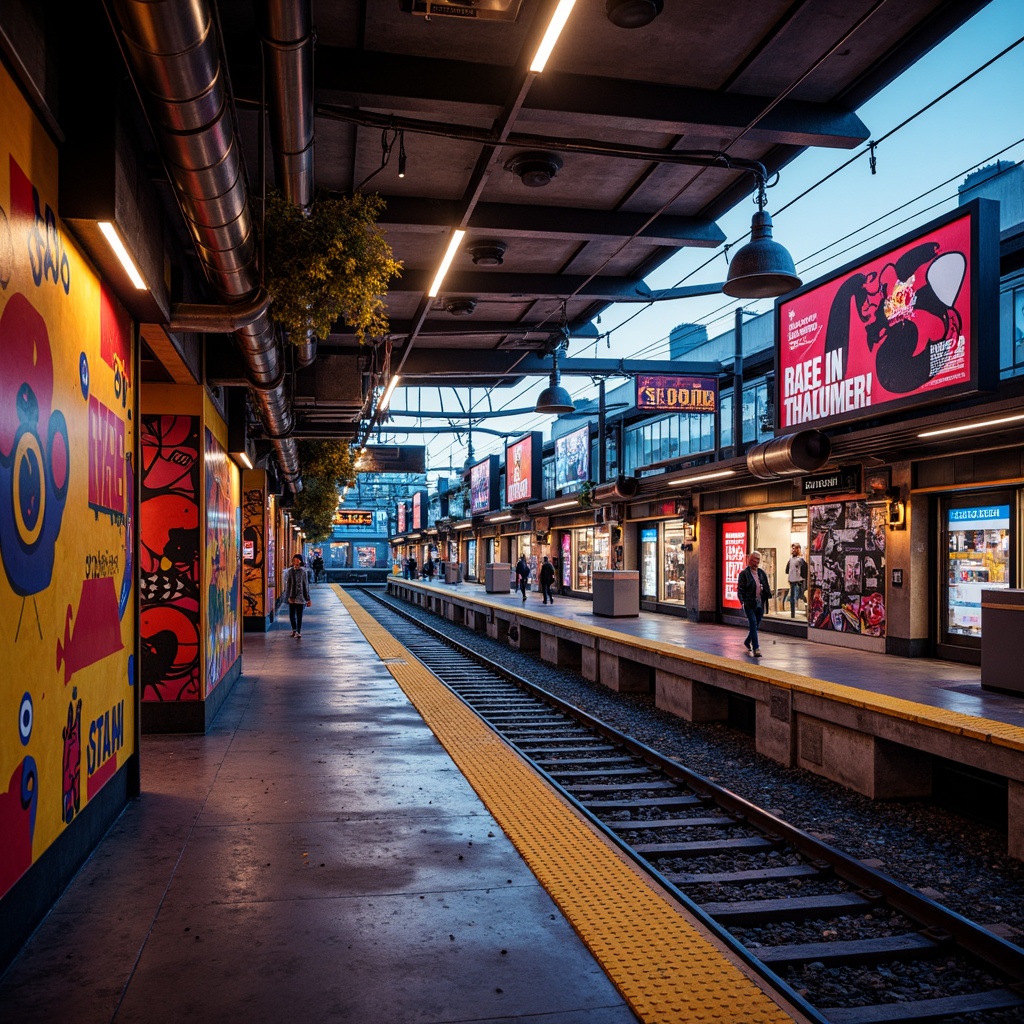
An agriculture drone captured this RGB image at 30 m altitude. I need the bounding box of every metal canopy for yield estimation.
[142,0,988,440]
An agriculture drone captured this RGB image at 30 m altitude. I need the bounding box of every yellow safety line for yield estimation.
[333,586,795,1024]
[389,581,1024,753]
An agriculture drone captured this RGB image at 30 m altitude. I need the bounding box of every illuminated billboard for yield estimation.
[397,501,407,533]
[411,490,427,530]
[554,425,590,490]
[776,200,998,431]
[467,455,499,515]
[505,433,542,505]
[636,374,718,413]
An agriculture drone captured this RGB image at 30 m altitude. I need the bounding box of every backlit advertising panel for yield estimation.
[721,521,748,610]
[397,501,407,533]
[467,455,499,515]
[505,433,542,505]
[776,200,998,431]
[411,490,427,530]
[636,374,718,413]
[554,425,590,490]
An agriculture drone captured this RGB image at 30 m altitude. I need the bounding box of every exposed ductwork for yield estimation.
[109,0,301,489]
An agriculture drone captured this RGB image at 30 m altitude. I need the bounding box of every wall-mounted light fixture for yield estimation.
[918,412,1024,438]
[98,221,148,290]
[886,487,906,530]
[668,468,736,486]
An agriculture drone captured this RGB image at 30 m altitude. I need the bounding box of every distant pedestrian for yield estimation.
[284,554,312,638]
[737,550,772,657]
[408,555,417,580]
[312,553,325,584]
[424,554,435,580]
[785,543,807,618]
[515,555,530,601]
[539,556,555,604]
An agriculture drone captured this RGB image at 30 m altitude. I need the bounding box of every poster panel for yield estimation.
[554,425,589,490]
[242,479,266,619]
[808,501,886,636]
[777,202,997,431]
[1,62,136,899]
[505,433,541,505]
[721,521,748,610]
[204,426,240,692]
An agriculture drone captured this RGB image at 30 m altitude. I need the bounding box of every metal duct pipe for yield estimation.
[259,0,315,209]
[746,430,831,479]
[168,289,270,332]
[110,0,301,489]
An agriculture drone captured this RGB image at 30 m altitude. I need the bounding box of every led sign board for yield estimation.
[396,502,407,534]
[505,433,542,505]
[411,490,427,530]
[721,521,748,610]
[776,200,998,431]
[334,509,373,526]
[636,374,718,413]
[554,425,590,490]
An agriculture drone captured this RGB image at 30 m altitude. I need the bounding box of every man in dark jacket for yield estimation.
[284,554,312,637]
[539,556,555,604]
[737,550,772,657]
[515,555,530,601]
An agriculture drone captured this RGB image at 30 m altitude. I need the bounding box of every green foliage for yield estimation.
[291,440,356,542]
[262,190,402,342]
[578,480,597,509]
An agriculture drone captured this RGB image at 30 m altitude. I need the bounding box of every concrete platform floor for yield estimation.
[408,578,1024,729]
[0,594,639,1024]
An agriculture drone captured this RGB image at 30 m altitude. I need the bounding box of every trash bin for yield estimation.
[592,570,640,617]
[445,563,462,584]
[485,563,512,593]
[981,589,1024,693]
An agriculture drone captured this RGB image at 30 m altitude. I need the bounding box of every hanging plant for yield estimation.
[578,480,597,509]
[261,190,402,342]
[291,440,356,542]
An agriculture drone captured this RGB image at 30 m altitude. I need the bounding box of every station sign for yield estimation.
[801,465,861,497]
[636,374,718,413]
[358,445,426,474]
[334,509,373,526]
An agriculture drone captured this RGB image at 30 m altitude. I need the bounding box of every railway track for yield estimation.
[354,588,1024,1024]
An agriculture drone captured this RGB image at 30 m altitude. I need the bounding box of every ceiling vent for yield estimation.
[467,241,506,266]
[445,298,478,316]
[505,152,562,188]
[606,0,663,27]
[399,0,524,21]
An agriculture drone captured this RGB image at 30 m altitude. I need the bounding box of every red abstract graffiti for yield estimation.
[56,576,125,685]
[0,757,37,895]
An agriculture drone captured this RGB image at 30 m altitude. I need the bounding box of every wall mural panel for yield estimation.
[204,427,239,691]
[140,415,200,701]
[0,64,136,900]
[242,483,265,618]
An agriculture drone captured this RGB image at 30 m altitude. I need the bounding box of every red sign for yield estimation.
[776,201,997,431]
[397,502,407,533]
[505,433,541,505]
[636,375,718,413]
[721,521,747,610]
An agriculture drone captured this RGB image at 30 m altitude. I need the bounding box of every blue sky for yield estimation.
[383,0,1024,481]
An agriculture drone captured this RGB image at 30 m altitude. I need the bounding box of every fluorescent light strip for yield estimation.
[530,0,576,72]
[668,469,736,486]
[380,375,400,410]
[427,229,466,297]
[546,500,579,509]
[233,450,253,470]
[98,221,147,290]
[918,413,1024,438]
[488,513,514,522]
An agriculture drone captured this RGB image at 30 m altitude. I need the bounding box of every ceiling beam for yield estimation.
[328,319,600,341]
[394,350,723,379]
[376,198,726,248]
[286,47,869,150]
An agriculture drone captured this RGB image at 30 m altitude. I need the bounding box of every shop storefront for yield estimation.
[638,520,691,608]
[751,506,810,622]
[941,493,1015,654]
[567,525,611,593]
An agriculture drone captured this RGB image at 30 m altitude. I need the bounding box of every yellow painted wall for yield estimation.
[1,64,136,898]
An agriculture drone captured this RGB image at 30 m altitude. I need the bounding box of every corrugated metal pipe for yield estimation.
[109,0,301,489]
[260,0,316,369]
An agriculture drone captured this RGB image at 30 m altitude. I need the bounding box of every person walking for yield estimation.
[284,553,312,638]
[424,554,435,581]
[515,554,530,601]
[737,550,772,657]
[539,556,555,605]
[785,543,807,618]
[408,555,417,581]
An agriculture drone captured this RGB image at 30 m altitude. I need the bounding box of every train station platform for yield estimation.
[386,576,1024,859]
[0,585,801,1024]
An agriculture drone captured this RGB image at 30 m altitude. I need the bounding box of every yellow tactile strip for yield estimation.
[393,580,1024,754]
[334,586,795,1024]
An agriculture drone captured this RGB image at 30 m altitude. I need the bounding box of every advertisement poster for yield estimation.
[397,502,406,533]
[469,458,494,514]
[777,207,985,431]
[721,522,748,609]
[808,501,886,636]
[505,433,541,505]
[554,425,589,490]
[561,533,572,589]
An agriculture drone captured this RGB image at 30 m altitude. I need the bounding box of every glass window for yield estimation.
[945,500,1012,639]
[753,508,809,620]
[574,528,594,592]
[466,539,477,579]
[662,523,687,603]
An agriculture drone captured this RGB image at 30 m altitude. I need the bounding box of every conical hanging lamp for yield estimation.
[723,174,802,299]
[535,347,575,414]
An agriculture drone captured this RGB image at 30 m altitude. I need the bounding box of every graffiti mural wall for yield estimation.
[140,415,200,701]
[204,422,240,691]
[242,474,266,622]
[1,64,136,899]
